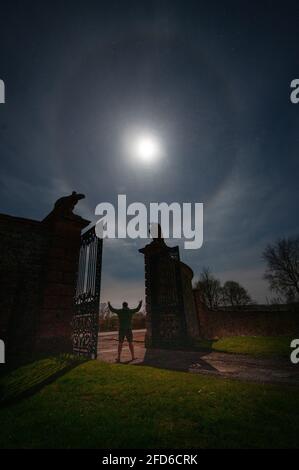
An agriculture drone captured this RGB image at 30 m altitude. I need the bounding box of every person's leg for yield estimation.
[128,341,135,360]
[127,329,135,360]
[117,330,125,362]
[117,340,123,362]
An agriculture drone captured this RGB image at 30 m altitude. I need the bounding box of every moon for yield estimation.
[133,134,162,164]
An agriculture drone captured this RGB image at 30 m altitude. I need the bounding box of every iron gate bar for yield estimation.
[72,225,103,359]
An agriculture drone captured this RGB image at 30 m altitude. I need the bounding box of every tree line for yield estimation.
[196,235,299,309]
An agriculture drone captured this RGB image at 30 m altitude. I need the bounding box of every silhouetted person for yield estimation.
[108,300,142,362]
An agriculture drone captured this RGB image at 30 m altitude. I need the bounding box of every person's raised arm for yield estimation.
[131,300,142,314]
[108,301,120,314]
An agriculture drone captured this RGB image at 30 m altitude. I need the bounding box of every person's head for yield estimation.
[122,301,128,308]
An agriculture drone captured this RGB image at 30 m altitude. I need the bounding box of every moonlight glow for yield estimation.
[133,134,161,164]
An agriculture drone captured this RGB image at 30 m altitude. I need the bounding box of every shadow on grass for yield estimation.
[0,353,56,379]
[0,354,87,408]
[135,348,218,373]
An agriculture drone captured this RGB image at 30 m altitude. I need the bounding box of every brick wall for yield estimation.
[0,214,49,354]
[193,288,299,339]
[0,209,89,356]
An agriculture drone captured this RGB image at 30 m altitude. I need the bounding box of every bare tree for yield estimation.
[99,302,110,319]
[221,280,252,307]
[195,267,222,309]
[263,235,299,302]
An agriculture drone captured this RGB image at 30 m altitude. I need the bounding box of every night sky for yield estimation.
[0,1,299,304]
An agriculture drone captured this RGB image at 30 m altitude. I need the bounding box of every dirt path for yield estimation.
[98,330,299,385]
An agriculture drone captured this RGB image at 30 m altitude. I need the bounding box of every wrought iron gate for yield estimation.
[72,225,103,358]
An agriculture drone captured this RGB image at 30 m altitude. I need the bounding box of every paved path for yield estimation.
[98,329,146,360]
[98,330,299,385]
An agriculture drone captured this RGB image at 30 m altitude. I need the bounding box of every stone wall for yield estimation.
[193,288,299,339]
[0,215,49,354]
[0,201,89,356]
[180,262,200,339]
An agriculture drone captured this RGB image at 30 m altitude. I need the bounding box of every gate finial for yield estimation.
[149,222,164,241]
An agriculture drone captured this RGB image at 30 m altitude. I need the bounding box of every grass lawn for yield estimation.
[196,336,293,357]
[0,356,299,448]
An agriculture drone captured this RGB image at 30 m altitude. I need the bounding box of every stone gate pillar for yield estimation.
[35,193,90,353]
[139,233,199,349]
